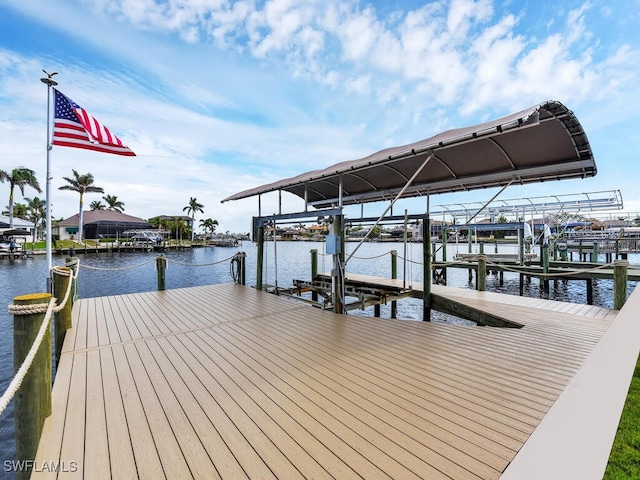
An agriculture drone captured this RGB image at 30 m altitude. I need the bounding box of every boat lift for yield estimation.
[223,100,598,320]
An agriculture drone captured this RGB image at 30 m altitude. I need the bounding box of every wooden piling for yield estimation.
[256,225,265,291]
[423,215,432,321]
[236,252,246,285]
[614,260,628,310]
[518,227,524,265]
[53,267,73,365]
[13,293,52,480]
[477,255,486,291]
[156,254,167,291]
[65,257,79,305]
[310,249,318,302]
[390,250,397,319]
[542,244,550,294]
[442,238,447,262]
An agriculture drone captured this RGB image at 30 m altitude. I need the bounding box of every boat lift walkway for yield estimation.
[32,281,640,479]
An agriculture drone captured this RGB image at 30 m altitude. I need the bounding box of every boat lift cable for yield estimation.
[345,154,434,267]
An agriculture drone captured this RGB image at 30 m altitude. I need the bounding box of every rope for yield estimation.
[166,254,236,267]
[79,257,157,271]
[229,253,246,283]
[349,251,393,260]
[51,265,77,313]
[0,262,80,415]
[396,254,425,266]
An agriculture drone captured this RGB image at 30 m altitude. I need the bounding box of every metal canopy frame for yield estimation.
[431,189,623,222]
[222,100,597,208]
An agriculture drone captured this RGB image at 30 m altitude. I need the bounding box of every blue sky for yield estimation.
[1,0,639,233]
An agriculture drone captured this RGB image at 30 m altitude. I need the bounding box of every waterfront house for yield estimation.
[53,210,152,241]
[0,215,35,242]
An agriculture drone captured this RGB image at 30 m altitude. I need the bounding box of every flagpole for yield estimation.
[41,71,58,292]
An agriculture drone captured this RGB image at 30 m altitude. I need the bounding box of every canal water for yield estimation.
[0,240,637,476]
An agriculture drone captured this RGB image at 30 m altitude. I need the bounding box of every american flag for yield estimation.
[52,88,135,156]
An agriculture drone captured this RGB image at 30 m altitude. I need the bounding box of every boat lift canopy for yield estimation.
[222,100,597,208]
[431,190,623,222]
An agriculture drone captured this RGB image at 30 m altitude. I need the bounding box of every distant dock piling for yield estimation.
[391,250,397,319]
[310,249,318,302]
[156,253,167,290]
[614,260,629,309]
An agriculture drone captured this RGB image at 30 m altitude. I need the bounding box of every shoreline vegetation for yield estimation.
[604,354,640,479]
[1,239,638,476]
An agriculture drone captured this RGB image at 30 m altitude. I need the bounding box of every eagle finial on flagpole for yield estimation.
[40,69,58,86]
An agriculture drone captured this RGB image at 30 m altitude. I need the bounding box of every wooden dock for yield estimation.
[32,282,639,479]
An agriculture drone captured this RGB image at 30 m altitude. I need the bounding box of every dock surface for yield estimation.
[33,282,631,479]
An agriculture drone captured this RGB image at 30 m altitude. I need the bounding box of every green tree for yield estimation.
[58,170,104,243]
[171,216,188,241]
[3,202,28,219]
[199,217,219,236]
[90,200,106,210]
[1,167,42,228]
[183,197,204,241]
[25,196,46,245]
[103,194,125,212]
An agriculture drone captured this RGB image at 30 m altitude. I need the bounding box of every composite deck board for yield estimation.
[255,314,557,416]
[218,319,507,478]
[34,282,620,479]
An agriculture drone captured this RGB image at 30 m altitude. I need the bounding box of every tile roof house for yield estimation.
[54,210,152,241]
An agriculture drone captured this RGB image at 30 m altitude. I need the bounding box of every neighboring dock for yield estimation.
[30,281,639,479]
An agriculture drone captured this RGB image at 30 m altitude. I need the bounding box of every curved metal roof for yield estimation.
[222,100,596,208]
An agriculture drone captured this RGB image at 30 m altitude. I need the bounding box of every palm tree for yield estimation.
[58,170,104,243]
[172,216,188,242]
[199,218,219,236]
[2,167,42,228]
[103,194,125,212]
[90,201,106,210]
[3,202,28,219]
[183,197,204,241]
[25,196,46,246]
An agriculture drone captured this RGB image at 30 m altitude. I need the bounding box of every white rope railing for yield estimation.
[77,254,238,271]
[79,257,157,271]
[0,262,79,415]
[348,250,394,260]
[166,255,236,267]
